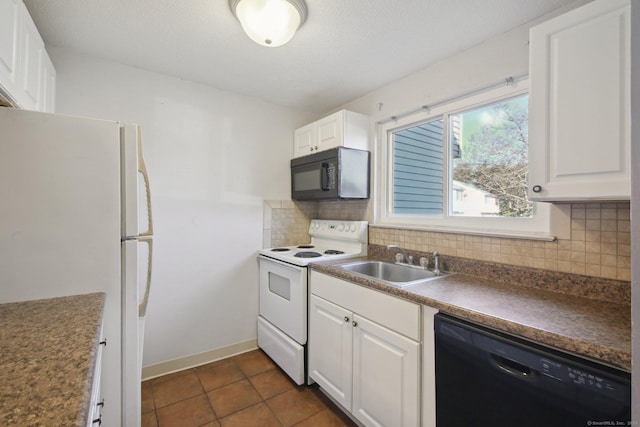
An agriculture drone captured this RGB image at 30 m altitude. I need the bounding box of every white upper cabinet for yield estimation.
[19,8,44,110]
[293,122,315,157]
[39,51,56,113]
[0,0,21,101]
[0,0,55,112]
[293,109,369,158]
[528,0,630,201]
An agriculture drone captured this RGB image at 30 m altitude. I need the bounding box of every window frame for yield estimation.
[375,80,556,239]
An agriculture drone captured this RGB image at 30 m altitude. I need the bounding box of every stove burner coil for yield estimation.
[324,250,345,255]
[294,251,322,258]
[297,245,315,249]
[270,248,290,252]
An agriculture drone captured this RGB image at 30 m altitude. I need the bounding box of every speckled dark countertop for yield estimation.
[0,293,106,426]
[309,247,631,372]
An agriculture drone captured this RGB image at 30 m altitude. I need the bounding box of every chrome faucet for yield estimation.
[433,251,440,276]
[387,244,413,265]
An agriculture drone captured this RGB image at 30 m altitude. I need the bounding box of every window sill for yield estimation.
[371,222,557,242]
[372,204,571,241]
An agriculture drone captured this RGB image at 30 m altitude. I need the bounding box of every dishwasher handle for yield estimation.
[489,353,538,382]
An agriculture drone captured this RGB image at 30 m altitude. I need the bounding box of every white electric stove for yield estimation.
[259,219,368,266]
[257,219,368,384]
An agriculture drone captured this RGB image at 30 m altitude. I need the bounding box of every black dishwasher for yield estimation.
[434,314,631,427]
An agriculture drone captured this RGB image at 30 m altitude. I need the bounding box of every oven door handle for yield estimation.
[259,255,306,272]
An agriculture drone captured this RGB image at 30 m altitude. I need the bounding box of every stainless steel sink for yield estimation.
[336,260,450,288]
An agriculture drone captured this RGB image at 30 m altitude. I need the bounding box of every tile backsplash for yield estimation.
[262,200,368,247]
[263,200,631,281]
[262,200,316,247]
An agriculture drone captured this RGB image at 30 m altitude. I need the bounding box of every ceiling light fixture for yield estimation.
[229,0,307,47]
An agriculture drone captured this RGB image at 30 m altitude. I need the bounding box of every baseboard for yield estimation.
[141,339,258,381]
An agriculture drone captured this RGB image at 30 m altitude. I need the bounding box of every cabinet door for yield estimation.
[316,111,344,151]
[0,0,22,101]
[293,123,315,158]
[19,7,44,111]
[352,314,420,427]
[39,52,55,112]
[528,0,630,201]
[308,294,353,410]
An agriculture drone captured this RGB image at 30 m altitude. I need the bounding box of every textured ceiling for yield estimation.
[23,0,577,113]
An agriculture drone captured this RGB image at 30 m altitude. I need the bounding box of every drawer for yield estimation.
[310,270,421,341]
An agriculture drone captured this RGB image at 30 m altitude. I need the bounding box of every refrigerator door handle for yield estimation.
[138,236,153,318]
[137,132,154,237]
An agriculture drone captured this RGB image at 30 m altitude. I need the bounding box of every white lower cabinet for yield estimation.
[309,295,353,409]
[352,313,420,427]
[87,322,105,427]
[309,271,421,427]
[421,306,438,427]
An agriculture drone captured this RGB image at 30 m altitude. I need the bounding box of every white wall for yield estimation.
[50,47,313,369]
[337,1,590,225]
[340,1,589,122]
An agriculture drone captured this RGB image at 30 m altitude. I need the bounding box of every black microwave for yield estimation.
[291,147,370,201]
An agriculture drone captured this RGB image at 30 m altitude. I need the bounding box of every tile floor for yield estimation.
[142,349,358,427]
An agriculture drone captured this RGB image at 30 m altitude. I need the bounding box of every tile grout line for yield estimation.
[144,350,353,427]
[193,365,219,423]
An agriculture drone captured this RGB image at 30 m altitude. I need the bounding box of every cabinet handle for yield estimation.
[99,339,107,347]
[92,415,102,425]
[352,321,358,327]
[532,185,542,193]
[97,399,104,408]
[344,316,349,322]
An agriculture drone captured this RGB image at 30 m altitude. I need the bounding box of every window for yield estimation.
[377,80,554,238]
[451,95,531,218]
[392,118,443,215]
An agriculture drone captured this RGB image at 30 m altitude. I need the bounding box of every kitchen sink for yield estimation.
[336,260,450,288]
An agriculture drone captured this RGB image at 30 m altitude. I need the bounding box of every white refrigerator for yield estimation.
[0,107,153,426]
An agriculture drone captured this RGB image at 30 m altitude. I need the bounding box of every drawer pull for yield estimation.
[344,316,349,323]
[352,321,358,327]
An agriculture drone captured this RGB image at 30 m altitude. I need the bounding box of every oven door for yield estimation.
[259,256,307,344]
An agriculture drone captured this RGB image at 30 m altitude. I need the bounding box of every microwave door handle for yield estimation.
[321,163,330,191]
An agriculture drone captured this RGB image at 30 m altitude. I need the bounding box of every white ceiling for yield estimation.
[23,0,577,114]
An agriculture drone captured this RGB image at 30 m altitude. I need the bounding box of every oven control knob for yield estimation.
[338,224,345,232]
[350,224,357,232]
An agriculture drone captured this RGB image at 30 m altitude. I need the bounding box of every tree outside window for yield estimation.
[450,95,532,218]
